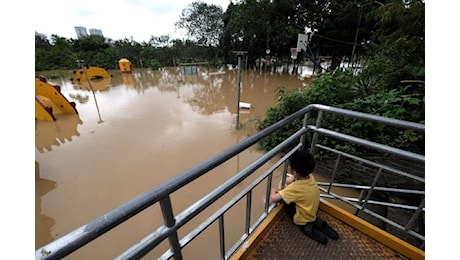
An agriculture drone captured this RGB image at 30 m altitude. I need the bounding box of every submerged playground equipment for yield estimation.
[118,58,133,74]
[75,77,112,91]
[35,113,82,152]
[70,66,112,84]
[70,64,113,92]
[35,77,78,121]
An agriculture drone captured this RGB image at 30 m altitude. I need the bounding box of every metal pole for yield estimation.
[236,55,242,129]
[77,60,104,124]
[350,1,384,68]
[232,51,247,130]
[351,5,363,68]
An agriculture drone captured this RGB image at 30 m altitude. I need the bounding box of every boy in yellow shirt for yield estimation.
[269,150,339,244]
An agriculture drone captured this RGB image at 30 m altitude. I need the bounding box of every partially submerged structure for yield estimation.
[70,66,111,84]
[35,77,78,121]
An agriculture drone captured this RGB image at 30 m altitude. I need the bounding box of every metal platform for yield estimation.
[35,104,424,260]
[238,205,407,260]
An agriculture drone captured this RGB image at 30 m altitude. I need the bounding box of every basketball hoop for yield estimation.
[290,48,298,60]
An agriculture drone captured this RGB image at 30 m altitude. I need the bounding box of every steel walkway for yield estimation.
[35,104,424,260]
[234,200,423,259]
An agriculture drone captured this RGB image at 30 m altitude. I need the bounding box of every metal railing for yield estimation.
[307,105,424,249]
[35,104,425,259]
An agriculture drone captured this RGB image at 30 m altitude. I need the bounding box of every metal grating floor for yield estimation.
[239,207,407,260]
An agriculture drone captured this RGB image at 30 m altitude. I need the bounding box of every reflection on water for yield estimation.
[35,67,314,258]
[68,92,90,104]
[75,77,112,91]
[35,114,82,152]
[121,73,136,88]
[35,164,57,249]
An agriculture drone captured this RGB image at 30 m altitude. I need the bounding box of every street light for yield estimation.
[232,51,248,129]
[350,1,385,68]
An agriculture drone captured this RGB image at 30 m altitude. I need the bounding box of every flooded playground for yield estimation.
[35,66,315,259]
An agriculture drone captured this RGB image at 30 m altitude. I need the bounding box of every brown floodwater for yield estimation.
[35,66,315,259]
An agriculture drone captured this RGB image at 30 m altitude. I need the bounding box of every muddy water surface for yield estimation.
[35,67,314,259]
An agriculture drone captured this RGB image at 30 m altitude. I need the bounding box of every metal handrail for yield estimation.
[35,104,425,259]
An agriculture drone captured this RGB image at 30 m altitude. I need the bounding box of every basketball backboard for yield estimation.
[296,33,309,53]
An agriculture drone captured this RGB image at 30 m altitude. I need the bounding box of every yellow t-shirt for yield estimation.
[279,175,320,225]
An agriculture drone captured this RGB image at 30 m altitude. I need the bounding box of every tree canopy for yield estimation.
[175,1,224,47]
[36,0,424,73]
[36,0,425,157]
[255,0,425,154]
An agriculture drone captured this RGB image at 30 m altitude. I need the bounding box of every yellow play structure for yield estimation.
[118,58,132,73]
[70,66,112,84]
[35,76,78,121]
[76,77,112,91]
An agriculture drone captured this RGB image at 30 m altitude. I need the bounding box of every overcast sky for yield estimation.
[34,0,231,42]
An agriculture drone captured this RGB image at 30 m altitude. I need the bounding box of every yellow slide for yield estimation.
[35,77,78,121]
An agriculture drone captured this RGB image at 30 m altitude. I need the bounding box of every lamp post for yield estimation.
[232,51,248,129]
[350,4,363,68]
[351,1,384,68]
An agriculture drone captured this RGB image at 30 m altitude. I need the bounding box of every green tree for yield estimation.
[221,0,334,65]
[256,0,425,155]
[175,1,224,47]
[49,35,75,69]
[360,0,425,89]
[148,35,173,48]
[111,38,144,68]
[35,34,53,71]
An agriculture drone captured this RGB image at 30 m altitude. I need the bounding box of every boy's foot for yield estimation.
[302,222,328,244]
[314,217,339,240]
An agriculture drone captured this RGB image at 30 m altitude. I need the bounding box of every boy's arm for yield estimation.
[269,187,282,205]
[265,174,295,205]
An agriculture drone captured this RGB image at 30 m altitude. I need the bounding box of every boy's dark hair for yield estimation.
[289,150,315,177]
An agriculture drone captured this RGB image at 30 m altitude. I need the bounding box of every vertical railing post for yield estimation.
[300,112,310,148]
[404,197,425,231]
[264,172,274,213]
[219,216,225,260]
[310,110,324,155]
[160,197,182,260]
[280,161,289,189]
[245,192,252,234]
[327,154,341,194]
[354,190,367,215]
[357,168,383,215]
